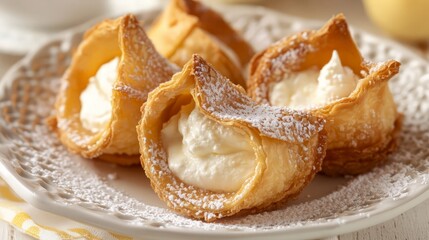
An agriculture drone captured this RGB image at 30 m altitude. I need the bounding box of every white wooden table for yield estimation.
[0,0,428,239]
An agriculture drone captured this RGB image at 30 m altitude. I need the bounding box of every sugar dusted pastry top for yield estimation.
[194,62,324,144]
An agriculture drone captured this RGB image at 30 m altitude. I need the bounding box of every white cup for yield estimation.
[0,0,107,30]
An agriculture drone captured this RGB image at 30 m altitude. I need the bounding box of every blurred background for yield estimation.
[0,0,428,57]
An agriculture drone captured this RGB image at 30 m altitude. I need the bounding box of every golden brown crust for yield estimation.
[322,114,402,176]
[51,14,177,165]
[148,0,254,88]
[176,0,254,67]
[247,14,401,176]
[138,54,327,221]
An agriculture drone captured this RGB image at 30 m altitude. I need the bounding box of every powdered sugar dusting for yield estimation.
[0,8,427,237]
[113,84,147,100]
[193,55,324,143]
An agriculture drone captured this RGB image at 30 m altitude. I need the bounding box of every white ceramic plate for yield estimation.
[0,6,428,240]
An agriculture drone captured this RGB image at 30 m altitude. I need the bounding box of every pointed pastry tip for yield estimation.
[325,13,349,33]
[333,13,346,21]
[192,54,205,64]
[120,14,139,28]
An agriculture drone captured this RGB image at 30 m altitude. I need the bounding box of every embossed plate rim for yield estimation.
[0,6,428,240]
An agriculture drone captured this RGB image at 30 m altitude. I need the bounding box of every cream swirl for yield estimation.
[161,105,256,192]
[269,50,358,109]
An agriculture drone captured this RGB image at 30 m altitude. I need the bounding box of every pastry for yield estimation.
[50,14,178,165]
[148,0,254,88]
[247,14,401,176]
[137,54,327,221]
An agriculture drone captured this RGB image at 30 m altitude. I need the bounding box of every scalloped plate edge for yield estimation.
[0,6,428,240]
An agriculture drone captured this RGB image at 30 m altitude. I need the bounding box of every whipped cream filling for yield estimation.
[80,57,119,133]
[269,50,358,109]
[161,104,256,193]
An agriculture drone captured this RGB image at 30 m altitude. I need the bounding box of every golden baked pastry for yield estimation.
[138,54,327,221]
[148,0,254,88]
[50,14,177,165]
[247,14,401,176]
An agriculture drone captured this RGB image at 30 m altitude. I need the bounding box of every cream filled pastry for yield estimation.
[80,57,119,133]
[269,51,358,109]
[51,15,177,165]
[248,14,401,176]
[138,55,327,221]
[161,104,256,193]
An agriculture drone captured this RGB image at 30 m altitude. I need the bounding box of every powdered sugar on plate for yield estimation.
[0,7,428,239]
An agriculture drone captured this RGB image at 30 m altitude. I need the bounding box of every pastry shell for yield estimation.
[137,54,327,221]
[148,0,254,88]
[247,14,401,176]
[50,14,177,165]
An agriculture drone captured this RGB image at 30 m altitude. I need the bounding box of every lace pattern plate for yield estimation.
[0,6,428,240]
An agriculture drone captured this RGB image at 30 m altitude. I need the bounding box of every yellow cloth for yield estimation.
[0,178,133,240]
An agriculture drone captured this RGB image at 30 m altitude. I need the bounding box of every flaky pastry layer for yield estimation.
[148,0,254,88]
[50,14,177,165]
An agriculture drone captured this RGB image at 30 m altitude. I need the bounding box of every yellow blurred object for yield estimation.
[363,0,429,41]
